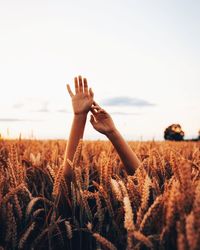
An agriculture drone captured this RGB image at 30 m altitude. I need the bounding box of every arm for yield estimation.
[64,76,94,182]
[90,102,140,175]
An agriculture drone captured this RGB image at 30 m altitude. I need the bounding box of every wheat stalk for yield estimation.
[93,233,117,250]
[18,222,36,249]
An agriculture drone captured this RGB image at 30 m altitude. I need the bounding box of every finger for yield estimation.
[93,100,100,107]
[89,88,94,98]
[83,78,88,94]
[90,107,98,115]
[90,114,96,126]
[97,110,105,114]
[74,77,79,94]
[91,105,101,111]
[78,75,83,93]
[99,109,106,114]
[66,84,74,97]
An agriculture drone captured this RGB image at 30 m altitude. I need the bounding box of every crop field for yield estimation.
[0,139,199,250]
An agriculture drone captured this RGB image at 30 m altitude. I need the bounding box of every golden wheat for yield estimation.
[0,139,199,249]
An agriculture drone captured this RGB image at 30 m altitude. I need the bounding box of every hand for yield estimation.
[90,101,117,135]
[67,76,94,115]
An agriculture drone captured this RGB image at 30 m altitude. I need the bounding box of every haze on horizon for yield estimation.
[0,0,200,140]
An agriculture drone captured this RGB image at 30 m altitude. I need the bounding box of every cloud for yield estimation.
[0,118,41,122]
[13,103,24,109]
[57,109,71,113]
[57,109,67,113]
[101,96,155,107]
[0,118,30,122]
[12,100,51,113]
[36,107,49,113]
[110,111,141,116]
[32,101,50,113]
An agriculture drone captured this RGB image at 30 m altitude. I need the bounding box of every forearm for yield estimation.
[106,129,140,175]
[63,114,87,180]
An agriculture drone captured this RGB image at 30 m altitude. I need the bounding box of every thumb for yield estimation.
[89,88,94,98]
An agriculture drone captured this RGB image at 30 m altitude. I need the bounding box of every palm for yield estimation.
[72,93,93,114]
[91,109,116,135]
[67,76,94,115]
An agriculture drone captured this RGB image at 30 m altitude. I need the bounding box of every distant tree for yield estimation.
[198,130,200,140]
[164,124,184,141]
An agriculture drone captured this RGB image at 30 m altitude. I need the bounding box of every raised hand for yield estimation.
[90,101,116,135]
[64,76,94,185]
[90,101,140,175]
[67,76,94,115]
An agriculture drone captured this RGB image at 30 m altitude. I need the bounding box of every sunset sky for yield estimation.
[0,0,200,140]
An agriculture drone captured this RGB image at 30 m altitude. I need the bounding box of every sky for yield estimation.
[0,0,200,140]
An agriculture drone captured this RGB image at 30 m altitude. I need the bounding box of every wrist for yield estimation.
[105,128,119,138]
[74,112,88,117]
[73,113,88,122]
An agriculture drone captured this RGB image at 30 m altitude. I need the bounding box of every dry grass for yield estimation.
[0,139,199,249]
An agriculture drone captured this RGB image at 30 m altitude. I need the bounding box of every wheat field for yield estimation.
[0,139,199,250]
